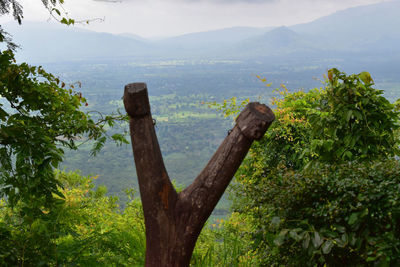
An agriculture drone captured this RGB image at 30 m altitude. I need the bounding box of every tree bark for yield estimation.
[123,83,275,267]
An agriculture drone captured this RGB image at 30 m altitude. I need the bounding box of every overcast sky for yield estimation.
[0,0,393,37]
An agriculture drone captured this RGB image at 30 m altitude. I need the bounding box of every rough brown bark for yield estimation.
[123,83,275,267]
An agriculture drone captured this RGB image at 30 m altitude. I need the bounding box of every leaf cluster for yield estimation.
[0,49,127,210]
[309,68,399,163]
[229,69,400,266]
[255,160,400,266]
[0,171,145,266]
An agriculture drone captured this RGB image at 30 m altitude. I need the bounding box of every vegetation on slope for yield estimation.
[0,171,145,266]
[226,69,400,266]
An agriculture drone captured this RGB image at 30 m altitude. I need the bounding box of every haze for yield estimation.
[0,0,392,37]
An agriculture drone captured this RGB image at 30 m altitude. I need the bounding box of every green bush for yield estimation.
[0,171,145,266]
[308,68,399,163]
[230,70,400,266]
[254,160,400,266]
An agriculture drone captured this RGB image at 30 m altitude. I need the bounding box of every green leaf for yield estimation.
[0,107,8,120]
[312,232,323,248]
[302,232,310,249]
[360,208,369,218]
[334,225,346,233]
[334,238,345,248]
[322,240,334,254]
[111,133,129,145]
[343,150,353,160]
[341,233,348,244]
[353,110,363,120]
[348,213,358,225]
[52,8,61,16]
[91,136,107,156]
[359,71,374,85]
[270,216,281,228]
[53,190,65,200]
[289,230,302,241]
[346,110,353,122]
[274,229,288,246]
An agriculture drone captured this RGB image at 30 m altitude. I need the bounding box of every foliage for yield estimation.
[261,84,322,169]
[191,213,260,266]
[309,68,400,163]
[1,0,128,216]
[0,170,253,266]
[233,69,399,175]
[229,69,400,266]
[0,49,127,211]
[0,171,145,266]
[249,160,400,266]
[206,96,250,119]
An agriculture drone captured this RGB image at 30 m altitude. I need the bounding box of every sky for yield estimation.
[0,0,393,38]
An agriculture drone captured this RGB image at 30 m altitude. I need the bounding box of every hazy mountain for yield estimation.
[157,26,274,48]
[118,32,149,43]
[2,0,399,63]
[290,0,400,52]
[2,21,152,63]
[146,26,276,58]
[221,0,399,60]
[222,26,318,58]
[3,22,275,61]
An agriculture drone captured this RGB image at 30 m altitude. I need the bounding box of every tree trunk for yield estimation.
[123,83,275,266]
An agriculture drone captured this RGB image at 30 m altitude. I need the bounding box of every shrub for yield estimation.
[255,160,400,266]
[0,171,145,266]
[230,70,400,266]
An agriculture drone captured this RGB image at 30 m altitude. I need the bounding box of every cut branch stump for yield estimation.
[123,83,275,266]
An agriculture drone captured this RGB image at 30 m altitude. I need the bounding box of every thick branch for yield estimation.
[124,83,178,264]
[178,102,275,226]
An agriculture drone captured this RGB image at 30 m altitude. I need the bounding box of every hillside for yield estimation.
[291,0,400,51]
[2,0,400,63]
[2,21,152,62]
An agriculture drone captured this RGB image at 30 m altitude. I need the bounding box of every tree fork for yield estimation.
[123,83,275,266]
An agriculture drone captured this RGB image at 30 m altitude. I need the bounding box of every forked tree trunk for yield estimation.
[123,83,275,267]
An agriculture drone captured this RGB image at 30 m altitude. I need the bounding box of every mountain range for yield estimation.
[2,0,400,63]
